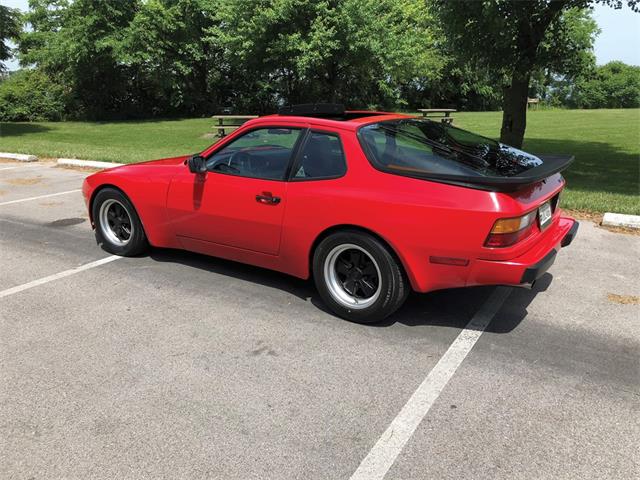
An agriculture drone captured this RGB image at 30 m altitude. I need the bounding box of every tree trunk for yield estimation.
[497,0,568,149]
[500,70,530,148]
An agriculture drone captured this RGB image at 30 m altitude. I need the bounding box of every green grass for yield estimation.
[1,109,638,214]
[0,118,216,164]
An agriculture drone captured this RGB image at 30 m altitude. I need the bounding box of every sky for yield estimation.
[2,0,639,70]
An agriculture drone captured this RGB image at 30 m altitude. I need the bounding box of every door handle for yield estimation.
[255,192,281,205]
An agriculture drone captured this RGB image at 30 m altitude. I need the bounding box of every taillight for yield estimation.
[485,210,537,248]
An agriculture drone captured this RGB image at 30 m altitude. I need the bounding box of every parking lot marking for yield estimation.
[349,286,512,480]
[0,256,121,299]
[0,189,81,207]
[0,165,40,171]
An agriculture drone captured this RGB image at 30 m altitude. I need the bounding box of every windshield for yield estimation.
[359,119,543,178]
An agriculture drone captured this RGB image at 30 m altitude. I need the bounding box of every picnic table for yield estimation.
[212,115,258,137]
[417,108,456,124]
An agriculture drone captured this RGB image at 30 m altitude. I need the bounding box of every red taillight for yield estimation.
[485,210,537,248]
[484,225,535,247]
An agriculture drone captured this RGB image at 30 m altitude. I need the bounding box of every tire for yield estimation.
[92,187,147,256]
[313,230,409,323]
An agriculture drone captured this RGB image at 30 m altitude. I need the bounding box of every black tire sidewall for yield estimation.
[313,230,407,323]
[92,188,147,256]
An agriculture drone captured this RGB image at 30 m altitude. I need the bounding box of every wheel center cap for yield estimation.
[351,269,363,281]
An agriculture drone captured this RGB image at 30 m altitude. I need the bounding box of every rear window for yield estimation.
[358,119,543,178]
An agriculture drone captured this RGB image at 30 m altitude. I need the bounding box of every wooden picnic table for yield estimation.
[211,115,258,137]
[417,108,456,124]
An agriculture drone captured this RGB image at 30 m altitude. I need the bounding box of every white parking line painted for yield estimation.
[0,189,81,207]
[0,165,40,171]
[0,256,121,299]
[349,286,512,480]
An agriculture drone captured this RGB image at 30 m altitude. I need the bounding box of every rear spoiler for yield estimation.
[386,154,575,192]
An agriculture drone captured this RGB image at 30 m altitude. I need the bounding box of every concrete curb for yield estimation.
[602,213,640,230]
[57,158,124,169]
[0,152,38,162]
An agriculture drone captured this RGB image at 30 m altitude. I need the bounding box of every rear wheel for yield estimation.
[92,188,147,256]
[313,230,409,323]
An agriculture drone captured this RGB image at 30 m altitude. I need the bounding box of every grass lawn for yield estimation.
[1,109,638,214]
[0,118,216,164]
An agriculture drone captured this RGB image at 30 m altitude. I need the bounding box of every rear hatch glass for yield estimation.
[358,119,573,191]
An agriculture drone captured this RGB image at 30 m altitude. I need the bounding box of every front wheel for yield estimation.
[313,230,409,323]
[92,188,147,256]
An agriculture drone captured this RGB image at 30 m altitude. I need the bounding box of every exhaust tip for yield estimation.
[520,280,536,290]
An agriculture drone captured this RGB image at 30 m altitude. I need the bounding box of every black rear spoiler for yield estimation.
[385,154,574,192]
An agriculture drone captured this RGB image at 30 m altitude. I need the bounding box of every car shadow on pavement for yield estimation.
[148,248,552,334]
[148,247,318,299]
[369,273,552,333]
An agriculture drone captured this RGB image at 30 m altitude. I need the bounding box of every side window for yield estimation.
[293,131,347,180]
[206,127,302,180]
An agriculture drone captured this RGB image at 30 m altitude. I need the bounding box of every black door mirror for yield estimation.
[187,155,207,174]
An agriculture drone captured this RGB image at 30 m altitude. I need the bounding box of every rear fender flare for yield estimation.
[307,224,418,291]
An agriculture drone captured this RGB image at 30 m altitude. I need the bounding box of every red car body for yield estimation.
[82,111,577,295]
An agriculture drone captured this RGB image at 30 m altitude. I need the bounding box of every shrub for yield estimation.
[572,61,640,109]
[0,69,67,121]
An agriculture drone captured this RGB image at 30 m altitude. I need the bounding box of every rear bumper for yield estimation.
[518,219,578,284]
[467,217,578,287]
[560,220,579,247]
[519,249,558,284]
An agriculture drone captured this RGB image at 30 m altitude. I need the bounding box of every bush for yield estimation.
[572,61,640,109]
[0,69,67,121]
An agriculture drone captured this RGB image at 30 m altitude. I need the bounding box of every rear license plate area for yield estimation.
[538,201,552,230]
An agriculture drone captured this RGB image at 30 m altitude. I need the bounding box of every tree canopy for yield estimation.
[573,61,640,108]
[436,0,638,147]
[209,0,444,110]
[15,0,448,118]
[0,4,21,71]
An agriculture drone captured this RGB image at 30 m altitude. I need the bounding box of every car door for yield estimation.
[166,126,305,256]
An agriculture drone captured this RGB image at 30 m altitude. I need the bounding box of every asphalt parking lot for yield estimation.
[1,160,638,480]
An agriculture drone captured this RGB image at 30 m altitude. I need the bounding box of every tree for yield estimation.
[436,0,638,148]
[0,69,66,121]
[572,61,640,108]
[403,64,503,111]
[115,0,222,116]
[0,4,21,72]
[529,7,599,101]
[20,0,139,119]
[17,0,446,117]
[209,0,445,112]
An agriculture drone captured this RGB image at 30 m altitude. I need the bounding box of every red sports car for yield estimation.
[83,104,578,323]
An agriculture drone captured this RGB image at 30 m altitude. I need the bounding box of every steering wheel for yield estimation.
[229,151,252,174]
[213,162,241,174]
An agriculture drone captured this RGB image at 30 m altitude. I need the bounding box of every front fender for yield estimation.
[83,165,181,248]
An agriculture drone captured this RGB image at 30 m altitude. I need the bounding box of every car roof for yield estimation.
[244,111,416,131]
